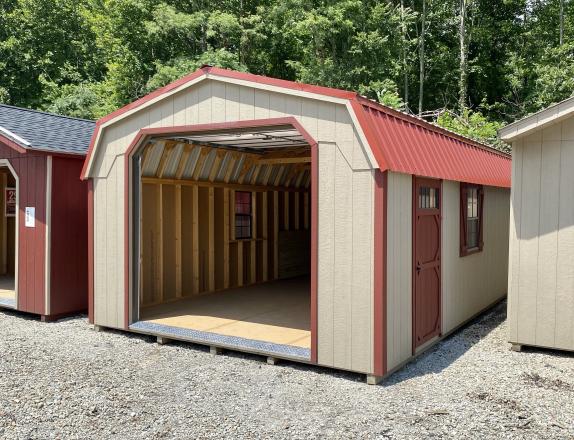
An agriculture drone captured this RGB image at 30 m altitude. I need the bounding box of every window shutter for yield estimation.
[478,187,485,251]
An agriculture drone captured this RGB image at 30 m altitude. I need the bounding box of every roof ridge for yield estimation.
[0,104,95,124]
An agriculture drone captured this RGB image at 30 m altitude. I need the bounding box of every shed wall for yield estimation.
[386,171,413,372]
[0,143,46,315]
[508,121,574,351]
[49,156,88,316]
[442,182,509,333]
[91,79,376,373]
[386,175,509,372]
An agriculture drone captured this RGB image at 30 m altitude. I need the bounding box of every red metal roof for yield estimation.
[83,66,511,188]
[356,100,511,188]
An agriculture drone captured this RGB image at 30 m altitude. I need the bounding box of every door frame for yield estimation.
[411,176,442,354]
[124,117,319,362]
[0,159,19,309]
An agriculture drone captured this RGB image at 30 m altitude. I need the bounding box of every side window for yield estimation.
[235,191,252,239]
[460,183,484,256]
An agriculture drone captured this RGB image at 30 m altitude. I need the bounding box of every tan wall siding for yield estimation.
[385,175,509,372]
[509,121,574,351]
[317,142,374,373]
[386,172,413,372]
[91,79,376,372]
[442,182,509,333]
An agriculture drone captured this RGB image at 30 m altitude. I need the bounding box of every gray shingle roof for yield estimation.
[0,104,95,155]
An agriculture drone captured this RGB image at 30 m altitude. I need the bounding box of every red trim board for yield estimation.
[373,170,387,376]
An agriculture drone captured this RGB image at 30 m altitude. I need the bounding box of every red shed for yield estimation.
[0,105,93,320]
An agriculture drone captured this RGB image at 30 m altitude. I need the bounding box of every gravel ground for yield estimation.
[0,301,573,439]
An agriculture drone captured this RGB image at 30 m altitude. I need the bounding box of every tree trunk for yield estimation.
[560,0,564,46]
[401,0,409,108]
[459,0,468,113]
[418,0,426,116]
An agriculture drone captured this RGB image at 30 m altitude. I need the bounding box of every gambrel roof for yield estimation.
[83,66,510,187]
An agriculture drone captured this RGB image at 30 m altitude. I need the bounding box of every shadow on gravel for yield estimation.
[0,307,41,322]
[382,301,507,386]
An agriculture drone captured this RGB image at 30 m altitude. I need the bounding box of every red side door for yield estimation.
[413,177,442,350]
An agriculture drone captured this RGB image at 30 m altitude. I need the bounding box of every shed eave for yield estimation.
[499,95,574,142]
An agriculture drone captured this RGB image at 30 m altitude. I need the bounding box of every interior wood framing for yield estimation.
[140,140,312,308]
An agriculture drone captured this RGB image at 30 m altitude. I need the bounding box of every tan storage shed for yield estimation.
[83,66,511,382]
[500,98,574,353]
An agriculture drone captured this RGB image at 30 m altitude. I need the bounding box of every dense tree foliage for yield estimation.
[0,0,571,148]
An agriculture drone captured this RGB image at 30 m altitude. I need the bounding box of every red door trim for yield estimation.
[122,117,320,363]
[412,177,442,354]
[373,170,387,376]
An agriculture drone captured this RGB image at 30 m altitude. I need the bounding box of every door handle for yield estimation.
[416,262,422,273]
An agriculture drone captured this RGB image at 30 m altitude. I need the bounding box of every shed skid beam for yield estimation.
[93,325,105,332]
[510,343,522,352]
[366,374,383,385]
[266,356,279,366]
[157,336,172,345]
[210,346,224,355]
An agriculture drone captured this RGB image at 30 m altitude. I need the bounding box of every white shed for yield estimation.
[500,97,574,353]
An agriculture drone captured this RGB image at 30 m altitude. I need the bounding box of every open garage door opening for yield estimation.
[0,164,17,308]
[131,122,314,360]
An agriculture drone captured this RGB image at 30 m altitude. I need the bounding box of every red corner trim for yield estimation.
[373,170,387,376]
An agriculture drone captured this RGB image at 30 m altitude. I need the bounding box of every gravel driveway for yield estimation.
[0,301,572,439]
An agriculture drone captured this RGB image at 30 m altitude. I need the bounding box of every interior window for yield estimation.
[235,191,252,239]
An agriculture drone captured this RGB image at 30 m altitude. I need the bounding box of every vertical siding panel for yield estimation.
[317,142,336,366]
[350,170,373,372]
[268,91,286,117]
[535,139,560,347]
[517,140,542,344]
[185,86,199,125]
[173,92,187,126]
[284,95,302,119]
[254,90,270,119]
[317,102,336,143]
[386,172,412,371]
[386,172,396,368]
[507,140,523,342]
[334,106,354,167]
[333,147,353,369]
[197,81,212,123]
[117,158,125,326]
[239,86,255,120]
[225,84,240,121]
[301,99,318,139]
[94,178,107,323]
[35,157,46,315]
[556,139,574,349]
[211,81,226,123]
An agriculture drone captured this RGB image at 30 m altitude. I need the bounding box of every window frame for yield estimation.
[234,191,253,240]
[460,183,484,257]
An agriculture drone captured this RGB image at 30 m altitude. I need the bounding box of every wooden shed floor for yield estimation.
[0,275,15,300]
[140,277,311,349]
